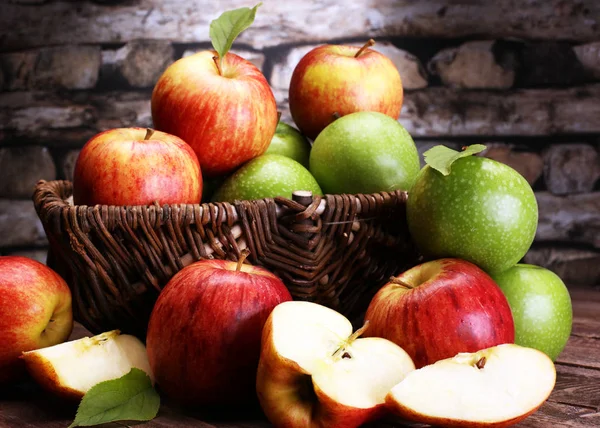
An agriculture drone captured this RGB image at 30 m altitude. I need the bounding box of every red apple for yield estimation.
[73,127,202,206]
[146,252,292,406]
[289,40,403,140]
[0,256,73,383]
[364,258,515,368]
[151,50,278,177]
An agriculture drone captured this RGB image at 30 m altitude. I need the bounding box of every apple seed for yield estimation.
[476,356,487,369]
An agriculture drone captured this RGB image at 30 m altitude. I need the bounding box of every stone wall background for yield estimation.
[0,0,599,286]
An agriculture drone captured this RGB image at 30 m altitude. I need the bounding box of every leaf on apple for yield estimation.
[69,368,160,427]
[209,3,262,71]
[424,144,487,176]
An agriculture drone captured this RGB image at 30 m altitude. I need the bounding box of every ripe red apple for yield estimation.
[152,50,278,176]
[0,256,73,383]
[73,127,202,206]
[364,258,515,368]
[289,40,403,140]
[146,251,292,406]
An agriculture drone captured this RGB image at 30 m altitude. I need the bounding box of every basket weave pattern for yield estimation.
[34,180,419,338]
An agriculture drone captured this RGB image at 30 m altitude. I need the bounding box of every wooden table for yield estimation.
[1,286,599,428]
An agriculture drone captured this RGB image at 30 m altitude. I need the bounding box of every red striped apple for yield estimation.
[152,50,278,176]
[73,127,202,206]
[365,258,515,368]
[146,252,292,406]
[0,256,73,383]
[289,40,403,140]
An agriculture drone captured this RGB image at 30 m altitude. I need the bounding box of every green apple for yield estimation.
[407,145,538,274]
[309,111,420,194]
[492,264,572,361]
[265,122,311,168]
[212,154,322,202]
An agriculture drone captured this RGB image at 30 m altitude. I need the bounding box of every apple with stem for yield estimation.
[256,301,415,428]
[289,39,403,140]
[386,344,556,427]
[151,4,278,176]
[73,127,202,206]
[146,250,292,406]
[365,258,515,368]
[0,256,73,383]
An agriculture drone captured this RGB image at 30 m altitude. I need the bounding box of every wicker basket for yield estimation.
[34,180,420,339]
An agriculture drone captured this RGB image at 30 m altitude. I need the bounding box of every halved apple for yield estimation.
[21,330,153,400]
[256,301,415,428]
[386,344,556,427]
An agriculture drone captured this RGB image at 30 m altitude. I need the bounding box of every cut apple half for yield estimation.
[256,301,415,428]
[386,344,556,428]
[21,330,153,400]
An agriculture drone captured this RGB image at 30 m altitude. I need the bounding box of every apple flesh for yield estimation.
[146,254,292,406]
[152,50,278,176]
[492,264,573,361]
[256,301,415,428]
[386,344,556,427]
[21,330,152,400]
[289,41,403,140]
[365,258,515,368]
[73,127,202,206]
[0,256,73,383]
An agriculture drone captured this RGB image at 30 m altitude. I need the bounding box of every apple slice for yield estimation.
[386,344,556,427]
[21,330,153,400]
[256,301,415,428]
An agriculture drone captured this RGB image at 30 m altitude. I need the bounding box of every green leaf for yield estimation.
[423,144,487,176]
[69,368,159,428]
[209,3,262,68]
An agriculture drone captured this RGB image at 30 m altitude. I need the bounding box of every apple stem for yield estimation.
[354,39,375,58]
[236,249,251,272]
[476,356,487,369]
[277,111,282,122]
[212,55,223,76]
[332,112,341,121]
[144,128,154,140]
[389,276,414,289]
[331,321,370,359]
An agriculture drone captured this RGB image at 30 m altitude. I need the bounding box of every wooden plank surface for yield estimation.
[0,285,598,427]
[1,0,599,52]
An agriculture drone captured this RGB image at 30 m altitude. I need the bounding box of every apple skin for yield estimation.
[492,264,572,361]
[73,127,202,206]
[265,121,311,168]
[146,258,292,406]
[0,256,73,383]
[364,258,515,368]
[152,50,278,177]
[212,154,322,202]
[289,43,403,140]
[309,111,420,195]
[407,156,538,275]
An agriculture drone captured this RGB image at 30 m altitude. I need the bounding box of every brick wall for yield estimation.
[1,0,599,285]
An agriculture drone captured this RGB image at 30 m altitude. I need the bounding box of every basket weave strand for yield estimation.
[34,180,419,338]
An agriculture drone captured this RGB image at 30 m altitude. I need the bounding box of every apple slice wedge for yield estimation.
[21,330,153,400]
[256,301,415,428]
[386,344,556,428]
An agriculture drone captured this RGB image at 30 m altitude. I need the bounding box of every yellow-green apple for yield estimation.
[386,344,556,427]
[407,145,538,274]
[212,154,322,202]
[73,127,202,206]
[0,256,72,383]
[309,111,420,194]
[365,258,515,368]
[21,330,152,400]
[152,50,278,176]
[146,252,292,406]
[265,121,311,168]
[492,264,573,361]
[256,301,415,428]
[289,40,403,140]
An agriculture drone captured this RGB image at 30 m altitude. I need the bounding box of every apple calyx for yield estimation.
[236,248,251,272]
[331,320,370,360]
[355,39,375,58]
